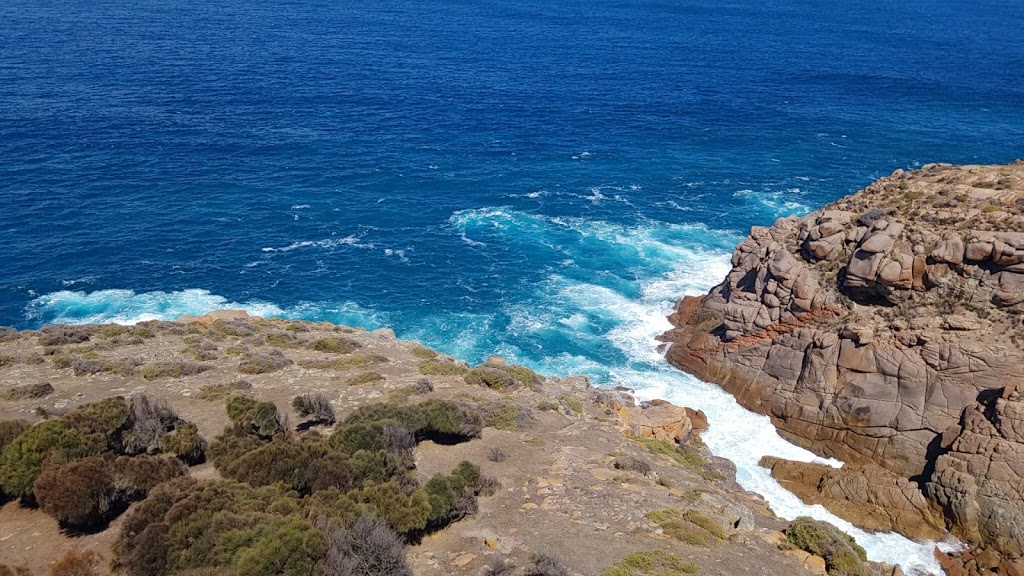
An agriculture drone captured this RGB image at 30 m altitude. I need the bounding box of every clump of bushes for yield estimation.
[601,550,698,576]
[292,393,336,425]
[560,395,583,413]
[34,454,185,531]
[310,336,361,354]
[646,508,726,547]
[0,395,201,507]
[465,363,544,391]
[38,325,91,346]
[238,349,293,374]
[323,516,412,576]
[2,382,54,401]
[265,332,300,348]
[784,517,869,576]
[140,360,211,380]
[417,360,469,376]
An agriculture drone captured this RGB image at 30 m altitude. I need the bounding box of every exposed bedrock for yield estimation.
[660,162,1024,567]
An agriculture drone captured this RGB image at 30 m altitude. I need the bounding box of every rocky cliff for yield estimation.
[660,162,1024,574]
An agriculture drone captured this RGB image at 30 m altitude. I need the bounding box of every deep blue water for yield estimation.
[1,1,1023,569]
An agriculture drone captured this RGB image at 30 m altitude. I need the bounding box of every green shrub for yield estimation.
[409,345,438,359]
[561,395,583,413]
[417,360,468,376]
[233,517,328,576]
[343,400,482,443]
[310,337,361,354]
[464,366,515,390]
[162,423,207,464]
[601,550,698,575]
[646,508,726,547]
[65,395,130,437]
[639,438,703,469]
[484,402,534,431]
[2,382,54,401]
[0,419,105,499]
[226,396,284,438]
[265,332,299,348]
[195,380,252,401]
[784,517,869,576]
[223,439,325,492]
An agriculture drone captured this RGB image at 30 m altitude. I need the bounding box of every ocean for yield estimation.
[2,0,1023,572]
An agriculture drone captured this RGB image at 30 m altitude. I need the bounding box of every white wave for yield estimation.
[733,188,812,217]
[544,257,954,575]
[25,289,285,325]
[291,204,311,209]
[24,288,387,330]
[261,235,374,253]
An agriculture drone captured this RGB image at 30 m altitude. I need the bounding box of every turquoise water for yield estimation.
[3,0,1022,571]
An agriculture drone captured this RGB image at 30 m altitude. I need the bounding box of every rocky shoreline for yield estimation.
[660,162,1024,576]
[0,312,905,576]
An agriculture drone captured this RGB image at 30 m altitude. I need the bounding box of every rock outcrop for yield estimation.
[660,162,1024,570]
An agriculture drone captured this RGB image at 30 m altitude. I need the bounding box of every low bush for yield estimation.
[483,402,534,431]
[343,400,483,444]
[409,345,437,360]
[560,395,583,413]
[140,360,211,380]
[120,395,182,455]
[161,423,207,464]
[601,550,698,576]
[416,360,468,377]
[526,552,570,576]
[292,393,336,425]
[414,378,434,394]
[646,508,726,547]
[323,516,412,576]
[225,395,284,438]
[111,455,186,499]
[265,332,299,348]
[488,447,507,463]
[38,325,91,347]
[195,379,252,401]
[0,566,31,576]
[346,371,384,386]
[238,349,293,374]
[48,549,103,576]
[639,438,703,469]
[310,337,361,354]
[465,363,545,391]
[464,366,514,390]
[784,517,869,576]
[486,558,517,576]
[2,382,54,401]
[299,354,387,371]
[0,420,30,455]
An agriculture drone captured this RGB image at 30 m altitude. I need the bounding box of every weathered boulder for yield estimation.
[760,456,945,541]
[618,400,694,444]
